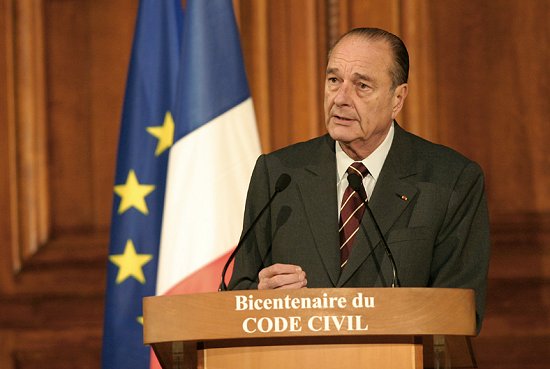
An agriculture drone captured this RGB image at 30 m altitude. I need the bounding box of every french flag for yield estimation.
[156,1,260,296]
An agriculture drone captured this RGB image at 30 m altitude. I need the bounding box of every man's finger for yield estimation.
[258,263,302,279]
[275,278,308,290]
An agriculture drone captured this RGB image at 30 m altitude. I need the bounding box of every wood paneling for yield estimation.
[45,0,135,232]
[237,0,327,153]
[400,1,439,142]
[0,0,18,296]
[429,0,550,217]
[0,0,548,368]
[0,0,134,368]
[13,0,49,266]
[265,0,327,151]
[337,0,400,36]
[234,0,271,151]
[473,214,550,368]
[421,1,550,366]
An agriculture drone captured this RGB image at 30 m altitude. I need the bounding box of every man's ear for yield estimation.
[392,83,408,118]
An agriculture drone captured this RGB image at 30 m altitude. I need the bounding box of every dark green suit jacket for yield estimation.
[229,123,490,331]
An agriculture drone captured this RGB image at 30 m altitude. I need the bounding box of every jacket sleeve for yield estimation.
[429,161,491,333]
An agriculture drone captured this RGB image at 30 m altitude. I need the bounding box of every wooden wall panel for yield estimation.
[0,0,135,368]
[12,0,49,269]
[234,0,272,151]
[337,0,400,35]
[0,0,18,294]
[45,0,136,232]
[423,2,550,368]
[429,0,550,217]
[266,0,327,151]
[237,0,327,153]
[400,1,438,142]
[46,0,95,231]
[0,1,548,368]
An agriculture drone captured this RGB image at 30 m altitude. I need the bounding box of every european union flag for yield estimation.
[102,1,183,368]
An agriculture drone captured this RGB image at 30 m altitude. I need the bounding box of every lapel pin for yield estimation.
[400,194,408,201]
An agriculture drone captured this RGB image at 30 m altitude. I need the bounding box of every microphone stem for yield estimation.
[363,203,401,287]
[348,173,401,288]
[219,189,279,291]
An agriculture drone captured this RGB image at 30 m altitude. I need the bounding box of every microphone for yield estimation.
[347,173,401,287]
[219,173,292,291]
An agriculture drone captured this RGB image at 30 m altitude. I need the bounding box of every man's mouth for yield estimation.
[333,114,354,122]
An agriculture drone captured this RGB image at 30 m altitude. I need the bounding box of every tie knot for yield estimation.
[347,162,369,179]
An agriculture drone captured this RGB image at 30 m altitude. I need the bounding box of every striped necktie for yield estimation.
[339,162,369,268]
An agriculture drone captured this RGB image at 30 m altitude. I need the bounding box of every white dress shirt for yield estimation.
[335,122,395,217]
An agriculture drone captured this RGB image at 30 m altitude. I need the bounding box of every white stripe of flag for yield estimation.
[157,99,260,295]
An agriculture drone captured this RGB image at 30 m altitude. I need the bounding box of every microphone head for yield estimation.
[347,173,362,192]
[275,173,291,192]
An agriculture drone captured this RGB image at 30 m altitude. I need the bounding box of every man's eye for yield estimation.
[358,82,369,89]
[328,77,338,84]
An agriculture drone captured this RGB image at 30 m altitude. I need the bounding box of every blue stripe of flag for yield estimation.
[174,0,250,139]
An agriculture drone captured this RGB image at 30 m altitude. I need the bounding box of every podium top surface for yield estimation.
[143,287,476,344]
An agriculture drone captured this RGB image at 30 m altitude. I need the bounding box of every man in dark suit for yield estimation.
[228,28,490,330]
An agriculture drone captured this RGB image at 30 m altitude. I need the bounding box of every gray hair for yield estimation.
[329,28,409,89]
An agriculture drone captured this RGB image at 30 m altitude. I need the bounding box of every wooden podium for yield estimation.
[143,288,477,369]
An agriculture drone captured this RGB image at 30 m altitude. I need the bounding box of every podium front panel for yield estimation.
[144,288,476,369]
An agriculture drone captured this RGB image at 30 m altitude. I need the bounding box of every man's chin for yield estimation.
[326,126,358,144]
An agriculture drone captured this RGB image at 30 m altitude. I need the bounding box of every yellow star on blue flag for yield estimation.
[114,170,155,215]
[109,240,153,284]
[147,111,175,156]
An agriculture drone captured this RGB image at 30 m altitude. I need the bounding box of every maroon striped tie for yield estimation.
[339,162,369,268]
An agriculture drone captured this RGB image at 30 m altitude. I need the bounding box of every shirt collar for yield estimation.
[335,122,395,183]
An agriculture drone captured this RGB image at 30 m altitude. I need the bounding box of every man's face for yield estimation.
[324,36,407,158]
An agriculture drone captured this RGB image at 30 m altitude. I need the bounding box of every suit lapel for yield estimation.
[297,135,340,286]
[337,124,418,286]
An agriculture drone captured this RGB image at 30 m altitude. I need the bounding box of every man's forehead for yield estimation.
[326,56,374,69]
[326,52,389,74]
[326,65,374,81]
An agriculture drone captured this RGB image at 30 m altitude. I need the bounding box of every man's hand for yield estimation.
[258,263,307,290]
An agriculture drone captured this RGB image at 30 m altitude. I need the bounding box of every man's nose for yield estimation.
[333,81,352,106]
